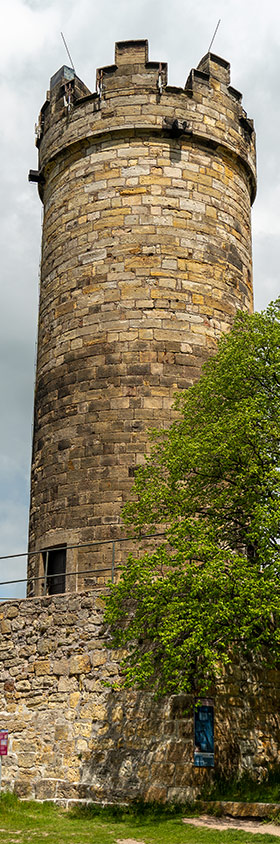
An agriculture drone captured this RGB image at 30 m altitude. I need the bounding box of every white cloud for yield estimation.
[0,0,60,68]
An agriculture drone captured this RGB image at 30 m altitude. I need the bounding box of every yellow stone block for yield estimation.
[80,723,92,738]
[82,283,100,295]
[94,215,124,230]
[81,703,107,721]
[95,596,105,609]
[211,77,221,92]
[119,187,146,195]
[105,169,121,180]
[197,173,212,186]
[91,650,107,667]
[34,659,51,676]
[149,271,167,282]
[206,206,217,218]
[173,216,191,227]
[55,724,69,741]
[112,705,123,723]
[69,692,81,709]
[120,284,144,299]
[186,260,203,273]
[69,654,91,675]
[139,328,153,339]
[225,164,234,181]
[125,255,160,270]
[139,175,171,186]
[203,114,215,126]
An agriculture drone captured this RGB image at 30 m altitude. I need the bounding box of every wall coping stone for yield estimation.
[198,801,280,818]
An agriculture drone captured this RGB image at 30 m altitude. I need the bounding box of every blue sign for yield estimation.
[194,704,214,767]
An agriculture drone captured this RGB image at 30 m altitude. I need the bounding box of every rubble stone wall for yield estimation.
[0,592,279,806]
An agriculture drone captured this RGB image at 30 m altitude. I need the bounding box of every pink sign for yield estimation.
[0,731,8,756]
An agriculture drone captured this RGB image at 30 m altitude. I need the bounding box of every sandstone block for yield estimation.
[1,620,11,634]
[69,654,91,675]
[53,658,70,676]
[6,606,19,619]
[34,659,51,676]
[55,724,70,740]
[58,676,78,692]
[15,680,31,691]
[69,692,81,709]
[91,650,107,668]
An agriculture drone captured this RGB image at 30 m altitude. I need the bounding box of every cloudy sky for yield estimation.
[0,0,279,598]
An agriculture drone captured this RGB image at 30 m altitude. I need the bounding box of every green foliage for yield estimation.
[200,764,280,803]
[69,798,193,821]
[105,300,280,696]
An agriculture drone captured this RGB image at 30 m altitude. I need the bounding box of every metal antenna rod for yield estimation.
[208,18,221,53]
[61,31,75,73]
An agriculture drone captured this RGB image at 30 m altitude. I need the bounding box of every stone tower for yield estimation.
[28,40,256,594]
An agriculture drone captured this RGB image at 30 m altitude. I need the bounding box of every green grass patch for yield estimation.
[0,792,279,844]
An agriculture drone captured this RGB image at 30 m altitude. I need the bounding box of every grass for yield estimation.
[0,793,279,844]
[199,766,280,804]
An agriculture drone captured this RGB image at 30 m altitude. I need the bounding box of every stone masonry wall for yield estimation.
[28,42,256,591]
[0,592,279,805]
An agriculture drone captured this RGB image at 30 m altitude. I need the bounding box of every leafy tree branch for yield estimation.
[105,300,280,696]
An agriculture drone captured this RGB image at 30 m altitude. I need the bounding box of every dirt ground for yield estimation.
[183,815,280,837]
[116,839,146,844]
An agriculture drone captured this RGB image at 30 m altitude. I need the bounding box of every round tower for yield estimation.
[28,40,256,594]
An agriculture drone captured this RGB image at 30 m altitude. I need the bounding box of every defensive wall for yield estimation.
[0,591,279,804]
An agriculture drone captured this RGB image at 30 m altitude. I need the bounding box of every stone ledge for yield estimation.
[17,795,280,816]
[198,801,280,818]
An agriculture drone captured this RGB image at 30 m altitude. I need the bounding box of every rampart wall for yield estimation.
[1,592,279,805]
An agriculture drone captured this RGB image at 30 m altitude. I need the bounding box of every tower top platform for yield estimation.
[35,39,256,204]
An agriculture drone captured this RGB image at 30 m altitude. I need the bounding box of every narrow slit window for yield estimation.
[194,703,214,767]
[43,546,66,595]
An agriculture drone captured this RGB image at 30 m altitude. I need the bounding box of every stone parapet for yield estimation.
[36,42,256,202]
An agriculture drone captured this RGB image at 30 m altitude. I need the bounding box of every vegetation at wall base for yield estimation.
[105,300,280,697]
[199,765,280,804]
[69,797,187,819]
[0,792,280,843]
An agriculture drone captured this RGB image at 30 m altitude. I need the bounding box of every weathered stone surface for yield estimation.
[6,606,19,619]
[1,620,11,634]
[27,40,256,594]
[34,659,51,676]
[69,655,91,675]
[0,592,279,805]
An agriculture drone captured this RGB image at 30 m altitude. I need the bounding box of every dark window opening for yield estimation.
[43,546,66,595]
[194,703,214,767]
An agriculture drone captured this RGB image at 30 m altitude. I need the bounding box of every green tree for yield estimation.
[105,300,280,696]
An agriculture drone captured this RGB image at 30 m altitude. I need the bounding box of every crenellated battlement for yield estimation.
[96,39,168,94]
[34,40,256,203]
